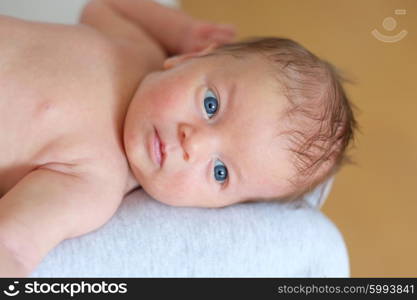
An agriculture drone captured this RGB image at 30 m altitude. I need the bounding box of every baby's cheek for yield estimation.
[156,86,184,111]
[153,72,193,111]
[154,171,200,206]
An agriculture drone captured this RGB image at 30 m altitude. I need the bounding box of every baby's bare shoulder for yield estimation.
[0,13,160,82]
[0,16,135,196]
[0,16,116,74]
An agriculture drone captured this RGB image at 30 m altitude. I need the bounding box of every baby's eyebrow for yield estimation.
[218,81,236,123]
[222,82,242,189]
[224,154,242,191]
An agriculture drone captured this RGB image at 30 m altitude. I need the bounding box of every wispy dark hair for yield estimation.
[210,37,359,200]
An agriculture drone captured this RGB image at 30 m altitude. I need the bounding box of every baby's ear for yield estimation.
[163,43,218,70]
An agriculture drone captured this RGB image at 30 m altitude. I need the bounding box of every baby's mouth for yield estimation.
[154,127,165,167]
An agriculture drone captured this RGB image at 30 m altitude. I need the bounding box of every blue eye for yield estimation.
[214,159,228,184]
[203,89,219,119]
[204,89,227,186]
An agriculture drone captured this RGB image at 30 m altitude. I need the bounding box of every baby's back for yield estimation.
[0,15,142,196]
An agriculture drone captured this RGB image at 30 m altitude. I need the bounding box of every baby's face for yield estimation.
[124,53,296,207]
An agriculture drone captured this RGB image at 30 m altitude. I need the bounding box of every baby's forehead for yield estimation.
[221,87,297,200]
[209,56,287,107]
[225,130,297,202]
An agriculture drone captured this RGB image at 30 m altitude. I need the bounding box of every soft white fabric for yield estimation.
[0,0,178,24]
[302,177,335,208]
[31,188,349,277]
[0,0,89,24]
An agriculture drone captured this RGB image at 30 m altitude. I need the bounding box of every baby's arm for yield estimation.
[0,243,28,276]
[84,0,235,55]
[0,167,122,276]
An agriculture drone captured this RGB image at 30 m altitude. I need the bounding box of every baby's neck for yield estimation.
[118,92,142,197]
[124,167,141,196]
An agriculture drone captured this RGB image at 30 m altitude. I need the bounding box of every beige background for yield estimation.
[183,0,417,277]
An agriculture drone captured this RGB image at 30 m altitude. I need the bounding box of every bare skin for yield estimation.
[0,0,235,276]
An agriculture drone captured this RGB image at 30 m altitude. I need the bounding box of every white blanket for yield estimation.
[31,187,349,277]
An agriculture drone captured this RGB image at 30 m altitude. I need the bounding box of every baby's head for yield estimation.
[124,37,357,207]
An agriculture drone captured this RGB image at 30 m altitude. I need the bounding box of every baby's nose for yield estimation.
[179,123,218,163]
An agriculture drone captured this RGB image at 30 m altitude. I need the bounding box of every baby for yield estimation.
[0,0,356,276]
